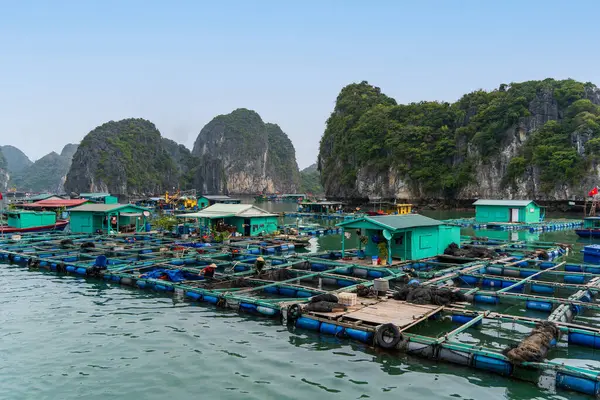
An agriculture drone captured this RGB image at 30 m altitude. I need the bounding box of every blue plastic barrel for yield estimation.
[296,317,320,331]
[203,295,218,304]
[240,302,258,312]
[565,264,583,272]
[296,291,313,298]
[346,328,373,343]
[565,275,585,284]
[320,322,345,336]
[526,300,553,312]
[474,294,498,304]
[557,372,600,396]
[569,332,600,349]
[531,284,554,294]
[257,306,277,316]
[263,286,279,294]
[451,315,483,326]
[186,291,202,300]
[473,355,512,375]
[279,288,297,297]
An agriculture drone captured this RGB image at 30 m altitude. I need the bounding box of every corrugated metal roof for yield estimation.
[201,195,237,200]
[177,204,276,219]
[69,203,149,213]
[22,199,88,208]
[79,192,111,198]
[338,214,442,231]
[26,193,63,201]
[473,199,535,207]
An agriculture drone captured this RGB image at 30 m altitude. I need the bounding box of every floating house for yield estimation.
[281,194,307,202]
[68,203,151,234]
[177,204,278,236]
[198,195,241,209]
[20,199,89,210]
[1,210,69,233]
[337,214,460,265]
[79,193,118,204]
[298,201,343,213]
[23,193,64,203]
[473,200,542,223]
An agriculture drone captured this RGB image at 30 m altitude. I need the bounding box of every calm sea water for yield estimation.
[0,202,594,399]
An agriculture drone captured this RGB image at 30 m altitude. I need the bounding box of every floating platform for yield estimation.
[444,218,583,232]
[0,232,599,397]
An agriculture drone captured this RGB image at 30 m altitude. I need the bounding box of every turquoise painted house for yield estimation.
[473,200,542,223]
[177,204,278,236]
[6,210,56,229]
[337,214,460,265]
[79,193,118,204]
[198,195,241,209]
[68,203,150,234]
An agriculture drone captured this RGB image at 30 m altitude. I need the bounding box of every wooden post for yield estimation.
[341,228,345,257]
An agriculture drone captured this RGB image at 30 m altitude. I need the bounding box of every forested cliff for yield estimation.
[192,108,299,194]
[64,111,300,196]
[318,79,600,201]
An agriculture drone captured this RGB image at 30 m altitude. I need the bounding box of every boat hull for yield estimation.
[0,220,68,234]
[575,229,600,238]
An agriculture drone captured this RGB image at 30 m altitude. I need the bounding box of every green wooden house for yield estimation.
[337,214,460,265]
[79,193,118,204]
[68,203,150,234]
[473,199,542,224]
[23,193,64,203]
[298,201,343,213]
[198,195,241,209]
[177,204,278,236]
[5,210,56,229]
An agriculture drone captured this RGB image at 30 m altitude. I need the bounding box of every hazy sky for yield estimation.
[1,0,599,168]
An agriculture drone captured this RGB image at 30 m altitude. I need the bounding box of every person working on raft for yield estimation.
[255,257,266,275]
[201,263,216,279]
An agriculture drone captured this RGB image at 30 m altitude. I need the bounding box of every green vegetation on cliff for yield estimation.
[299,164,323,194]
[319,79,600,198]
[0,145,32,173]
[7,144,76,192]
[10,152,70,192]
[65,119,192,195]
[192,108,299,193]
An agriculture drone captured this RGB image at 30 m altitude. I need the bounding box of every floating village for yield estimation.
[5,191,600,397]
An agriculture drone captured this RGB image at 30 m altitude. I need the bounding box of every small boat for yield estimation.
[0,210,69,234]
[575,217,600,238]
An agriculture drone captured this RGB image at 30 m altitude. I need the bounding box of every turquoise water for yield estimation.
[0,266,579,400]
[0,202,595,399]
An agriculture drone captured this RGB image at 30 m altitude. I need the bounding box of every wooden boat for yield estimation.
[0,220,68,233]
[0,210,69,234]
[575,217,600,238]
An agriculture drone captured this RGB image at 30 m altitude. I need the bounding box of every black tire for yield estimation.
[376,323,402,349]
[287,304,302,322]
[27,258,34,267]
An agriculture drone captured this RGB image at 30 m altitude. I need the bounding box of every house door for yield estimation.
[510,208,519,222]
[244,219,251,236]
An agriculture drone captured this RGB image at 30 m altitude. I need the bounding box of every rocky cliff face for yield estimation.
[318,79,600,201]
[0,145,32,173]
[0,151,8,191]
[7,144,77,193]
[192,109,299,194]
[64,119,188,196]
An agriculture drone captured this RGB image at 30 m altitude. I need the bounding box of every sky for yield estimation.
[1,0,600,169]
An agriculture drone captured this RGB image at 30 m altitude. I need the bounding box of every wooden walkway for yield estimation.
[306,298,442,330]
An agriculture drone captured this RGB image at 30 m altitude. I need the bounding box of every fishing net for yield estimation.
[310,293,338,303]
[305,301,346,312]
[392,283,466,305]
[443,243,499,259]
[502,321,559,363]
